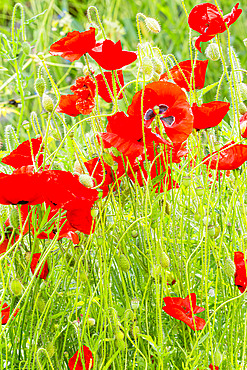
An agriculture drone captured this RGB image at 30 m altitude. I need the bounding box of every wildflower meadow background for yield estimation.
[1,0,247,369]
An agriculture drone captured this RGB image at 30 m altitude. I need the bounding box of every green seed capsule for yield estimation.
[195,186,204,197]
[182,176,191,188]
[119,254,130,272]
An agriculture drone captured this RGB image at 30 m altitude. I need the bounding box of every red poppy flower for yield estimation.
[203,141,247,170]
[209,365,219,370]
[68,346,94,370]
[192,101,230,130]
[127,81,193,143]
[240,112,247,138]
[57,76,96,116]
[234,251,247,293]
[160,60,208,91]
[89,39,137,70]
[100,111,167,157]
[49,28,96,62]
[2,137,43,169]
[188,3,242,52]
[95,70,124,103]
[30,253,49,280]
[0,302,20,325]
[162,293,205,331]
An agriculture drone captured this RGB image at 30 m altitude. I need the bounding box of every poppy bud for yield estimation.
[239,83,247,101]
[131,229,138,238]
[22,41,31,55]
[87,317,95,326]
[97,235,104,246]
[131,324,141,337]
[145,17,161,33]
[42,94,54,112]
[79,174,94,188]
[239,102,247,115]
[195,186,204,197]
[194,213,201,222]
[214,225,220,239]
[151,264,161,278]
[182,176,191,188]
[103,152,114,166]
[91,205,98,218]
[119,254,130,272]
[151,220,158,229]
[224,258,236,278]
[208,224,216,237]
[205,43,220,61]
[35,77,46,96]
[115,330,124,340]
[9,208,20,229]
[214,141,222,151]
[73,160,83,174]
[152,57,163,75]
[36,297,46,313]
[165,201,171,215]
[10,279,23,296]
[141,57,154,76]
[160,251,170,269]
[131,298,139,310]
[115,339,126,350]
[214,349,222,366]
[79,268,88,283]
[45,342,55,358]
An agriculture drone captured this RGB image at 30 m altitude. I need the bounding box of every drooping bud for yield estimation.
[165,201,171,215]
[9,208,20,229]
[79,174,94,188]
[10,279,23,296]
[194,212,201,222]
[118,254,130,272]
[103,152,114,166]
[22,41,31,55]
[152,57,163,74]
[45,342,55,358]
[42,94,54,112]
[182,176,191,188]
[205,43,220,61]
[115,330,124,340]
[131,298,139,310]
[35,77,46,96]
[115,339,126,350]
[214,349,223,366]
[195,186,204,197]
[160,251,170,269]
[214,225,220,239]
[73,160,83,174]
[144,17,161,33]
[111,147,121,157]
[140,57,153,76]
[36,297,46,313]
[224,258,236,278]
[239,83,247,101]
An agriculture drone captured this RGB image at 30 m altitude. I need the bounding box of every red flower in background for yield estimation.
[127,81,193,143]
[30,253,49,280]
[203,141,247,170]
[95,70,124,103]
[192,101,230,130]
[0,302,19,325]
[68,346,94,370]
[89,39,137,70]
[234,251,247,293]
[209,365,219,370]
[49,28,96,62]
[240,112,247,138]
[162,293,205,331]
[2,137,43,169]
[160,60,208,91]
[57,76,96,116]
[188,3,242,52]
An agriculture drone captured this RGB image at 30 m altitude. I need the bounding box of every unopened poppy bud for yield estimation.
[141,57,153,76]
[35,77,46,96]
[111,161,118,171]
[165,201,171,215]
[10,279,23,296]
[239,83,247,101]
[22,41,31,55]
[42,94,54,112]
[103,152,114,166]
[214,349,222,366]
[244,38,247,48]
[195,186,204,197]
[79,174,94,188]
[131,229,138,238]
[36,297,46,313]
[205,43,220,61]
[214,141,222,151]
[151,264,161,278]
[9,208,20,229]
[160,251,170,269]
[119,254,130,272]
[87,317,95,326]
[45,342,55,358]
[115,330,124,340]
[131,298,139,310]
[152,57,163,74]
[145,17,161,33]
[131,324,141,337]
[73,160,83,174]
[194,213,201,222]
[224,258,236,278]
[40,281,46,291]
[182,176,191,188]
[115,339,126,350]
[208,224,216,237]
[214,225,220,239]
[239,102,247,115]
[91,205,98,218]
[97,235,104,246]
[79,269,88,283]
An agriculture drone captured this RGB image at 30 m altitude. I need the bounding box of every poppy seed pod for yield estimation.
[119,254,130,272]
[42,94,54,112]
[214,141,222,151]
[205,43,220,61]
[182,175,191,188]
[131,298,140,310]
[35,77,46,96]
[195,186,204,197]
[91,205,98,218]
[10,279,23,296]
[224,258,236,278]
[145,17,161,33]
[97,235,104,246]
[239,83,247,101]
[79,174,94,188]
[9,208,20,229]
[22,41,31,55]
[160,251,170,269]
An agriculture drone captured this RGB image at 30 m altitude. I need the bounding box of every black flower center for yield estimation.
[160,116,175,126]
